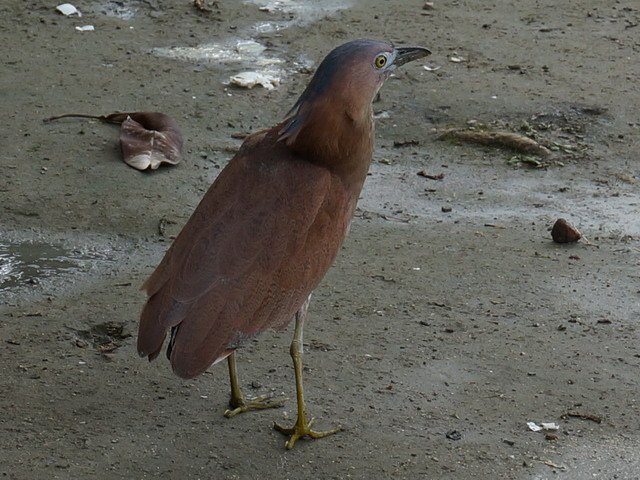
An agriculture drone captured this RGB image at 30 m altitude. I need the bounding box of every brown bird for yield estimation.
[137,39,430,449]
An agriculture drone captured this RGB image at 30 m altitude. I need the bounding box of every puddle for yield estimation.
[95,0,142,20]
[152,0,352,85]
[154,37,287,89]
[154,39,281,65]
[0,241,108,291]
[247,0,351,26]
[0,229,166,305]
[247,0,352,32]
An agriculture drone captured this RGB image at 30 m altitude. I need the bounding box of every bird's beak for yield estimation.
[394,46,432,67]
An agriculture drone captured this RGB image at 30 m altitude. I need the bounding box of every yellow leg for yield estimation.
[223,351,287,418]
[273,305,342,449]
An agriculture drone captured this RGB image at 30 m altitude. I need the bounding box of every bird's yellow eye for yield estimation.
[374,54,387,69]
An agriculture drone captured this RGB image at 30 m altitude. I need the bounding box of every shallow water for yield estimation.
[95,0,141,20]
[152,0,351,81]
[0,241,105,291]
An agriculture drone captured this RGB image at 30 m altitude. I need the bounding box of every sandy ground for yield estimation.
[1,0,639,478]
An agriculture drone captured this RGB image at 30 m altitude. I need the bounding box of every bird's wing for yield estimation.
[138,131,350,378]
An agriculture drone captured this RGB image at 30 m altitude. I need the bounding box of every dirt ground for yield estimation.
[1,0,639,478]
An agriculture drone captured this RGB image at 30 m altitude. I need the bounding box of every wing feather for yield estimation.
[137,129,351,378]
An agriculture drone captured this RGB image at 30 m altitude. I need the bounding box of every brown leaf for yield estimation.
[438,129,551,157]
[44,111,184,171]
[119,113,183,171]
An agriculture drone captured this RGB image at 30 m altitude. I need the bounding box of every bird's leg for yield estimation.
[223,351,287,418]
[273,306,342,449]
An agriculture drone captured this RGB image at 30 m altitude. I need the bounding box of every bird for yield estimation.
[137,39,431,449]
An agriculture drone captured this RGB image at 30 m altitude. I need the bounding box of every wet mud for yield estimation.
[1,1,639,478]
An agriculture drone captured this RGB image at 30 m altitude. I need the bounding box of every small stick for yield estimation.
[542,460,567,471]
[563,411,602,423]
[44,113,122,124]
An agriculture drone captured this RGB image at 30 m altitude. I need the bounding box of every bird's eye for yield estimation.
[374,54,387,69]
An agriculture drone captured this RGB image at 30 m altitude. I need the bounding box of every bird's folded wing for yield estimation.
[138,140,343,376]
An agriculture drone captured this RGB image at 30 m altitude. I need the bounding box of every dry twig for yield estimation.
[438,129,551,157]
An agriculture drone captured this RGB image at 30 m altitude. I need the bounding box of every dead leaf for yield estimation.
[120,114,182,170]
[438,128,551,157]
[44,111,183,171]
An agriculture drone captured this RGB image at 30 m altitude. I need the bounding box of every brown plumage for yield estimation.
[139,128,356,377]
[137,39,430,448]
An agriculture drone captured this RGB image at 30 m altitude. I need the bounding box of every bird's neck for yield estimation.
[284,96,375,191]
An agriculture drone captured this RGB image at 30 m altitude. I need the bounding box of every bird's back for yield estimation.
[137,126,358,378]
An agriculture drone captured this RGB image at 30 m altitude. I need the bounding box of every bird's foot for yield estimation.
[224,394,287,418]
[273,416,342,449]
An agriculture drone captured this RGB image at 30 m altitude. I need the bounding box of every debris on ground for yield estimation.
[445,430,462,441]
[551,218,582,243]
[44,111,183,171]
[542,460,567,471]
[229,72,280,90]
[527,422,559,432]
[423,62,441,71]
[527,422,542,432]
[231,132,249,140]
[193,0,214,12]
[438,128,551,157]
[484,223,506,229]
[56,3,81,16]
[417,170,444,180]
[393,139,420,148]
[563,411,602,423]
[507,155,543,168]
[541,422,559,430]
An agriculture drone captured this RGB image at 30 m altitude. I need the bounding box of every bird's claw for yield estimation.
[273,416,342,449]
[224,394,287,418]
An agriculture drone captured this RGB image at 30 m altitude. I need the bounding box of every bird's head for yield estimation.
[281,39,431,144]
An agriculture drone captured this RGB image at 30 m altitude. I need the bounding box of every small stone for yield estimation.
[551,218,581,243]
[445,430,462,441]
